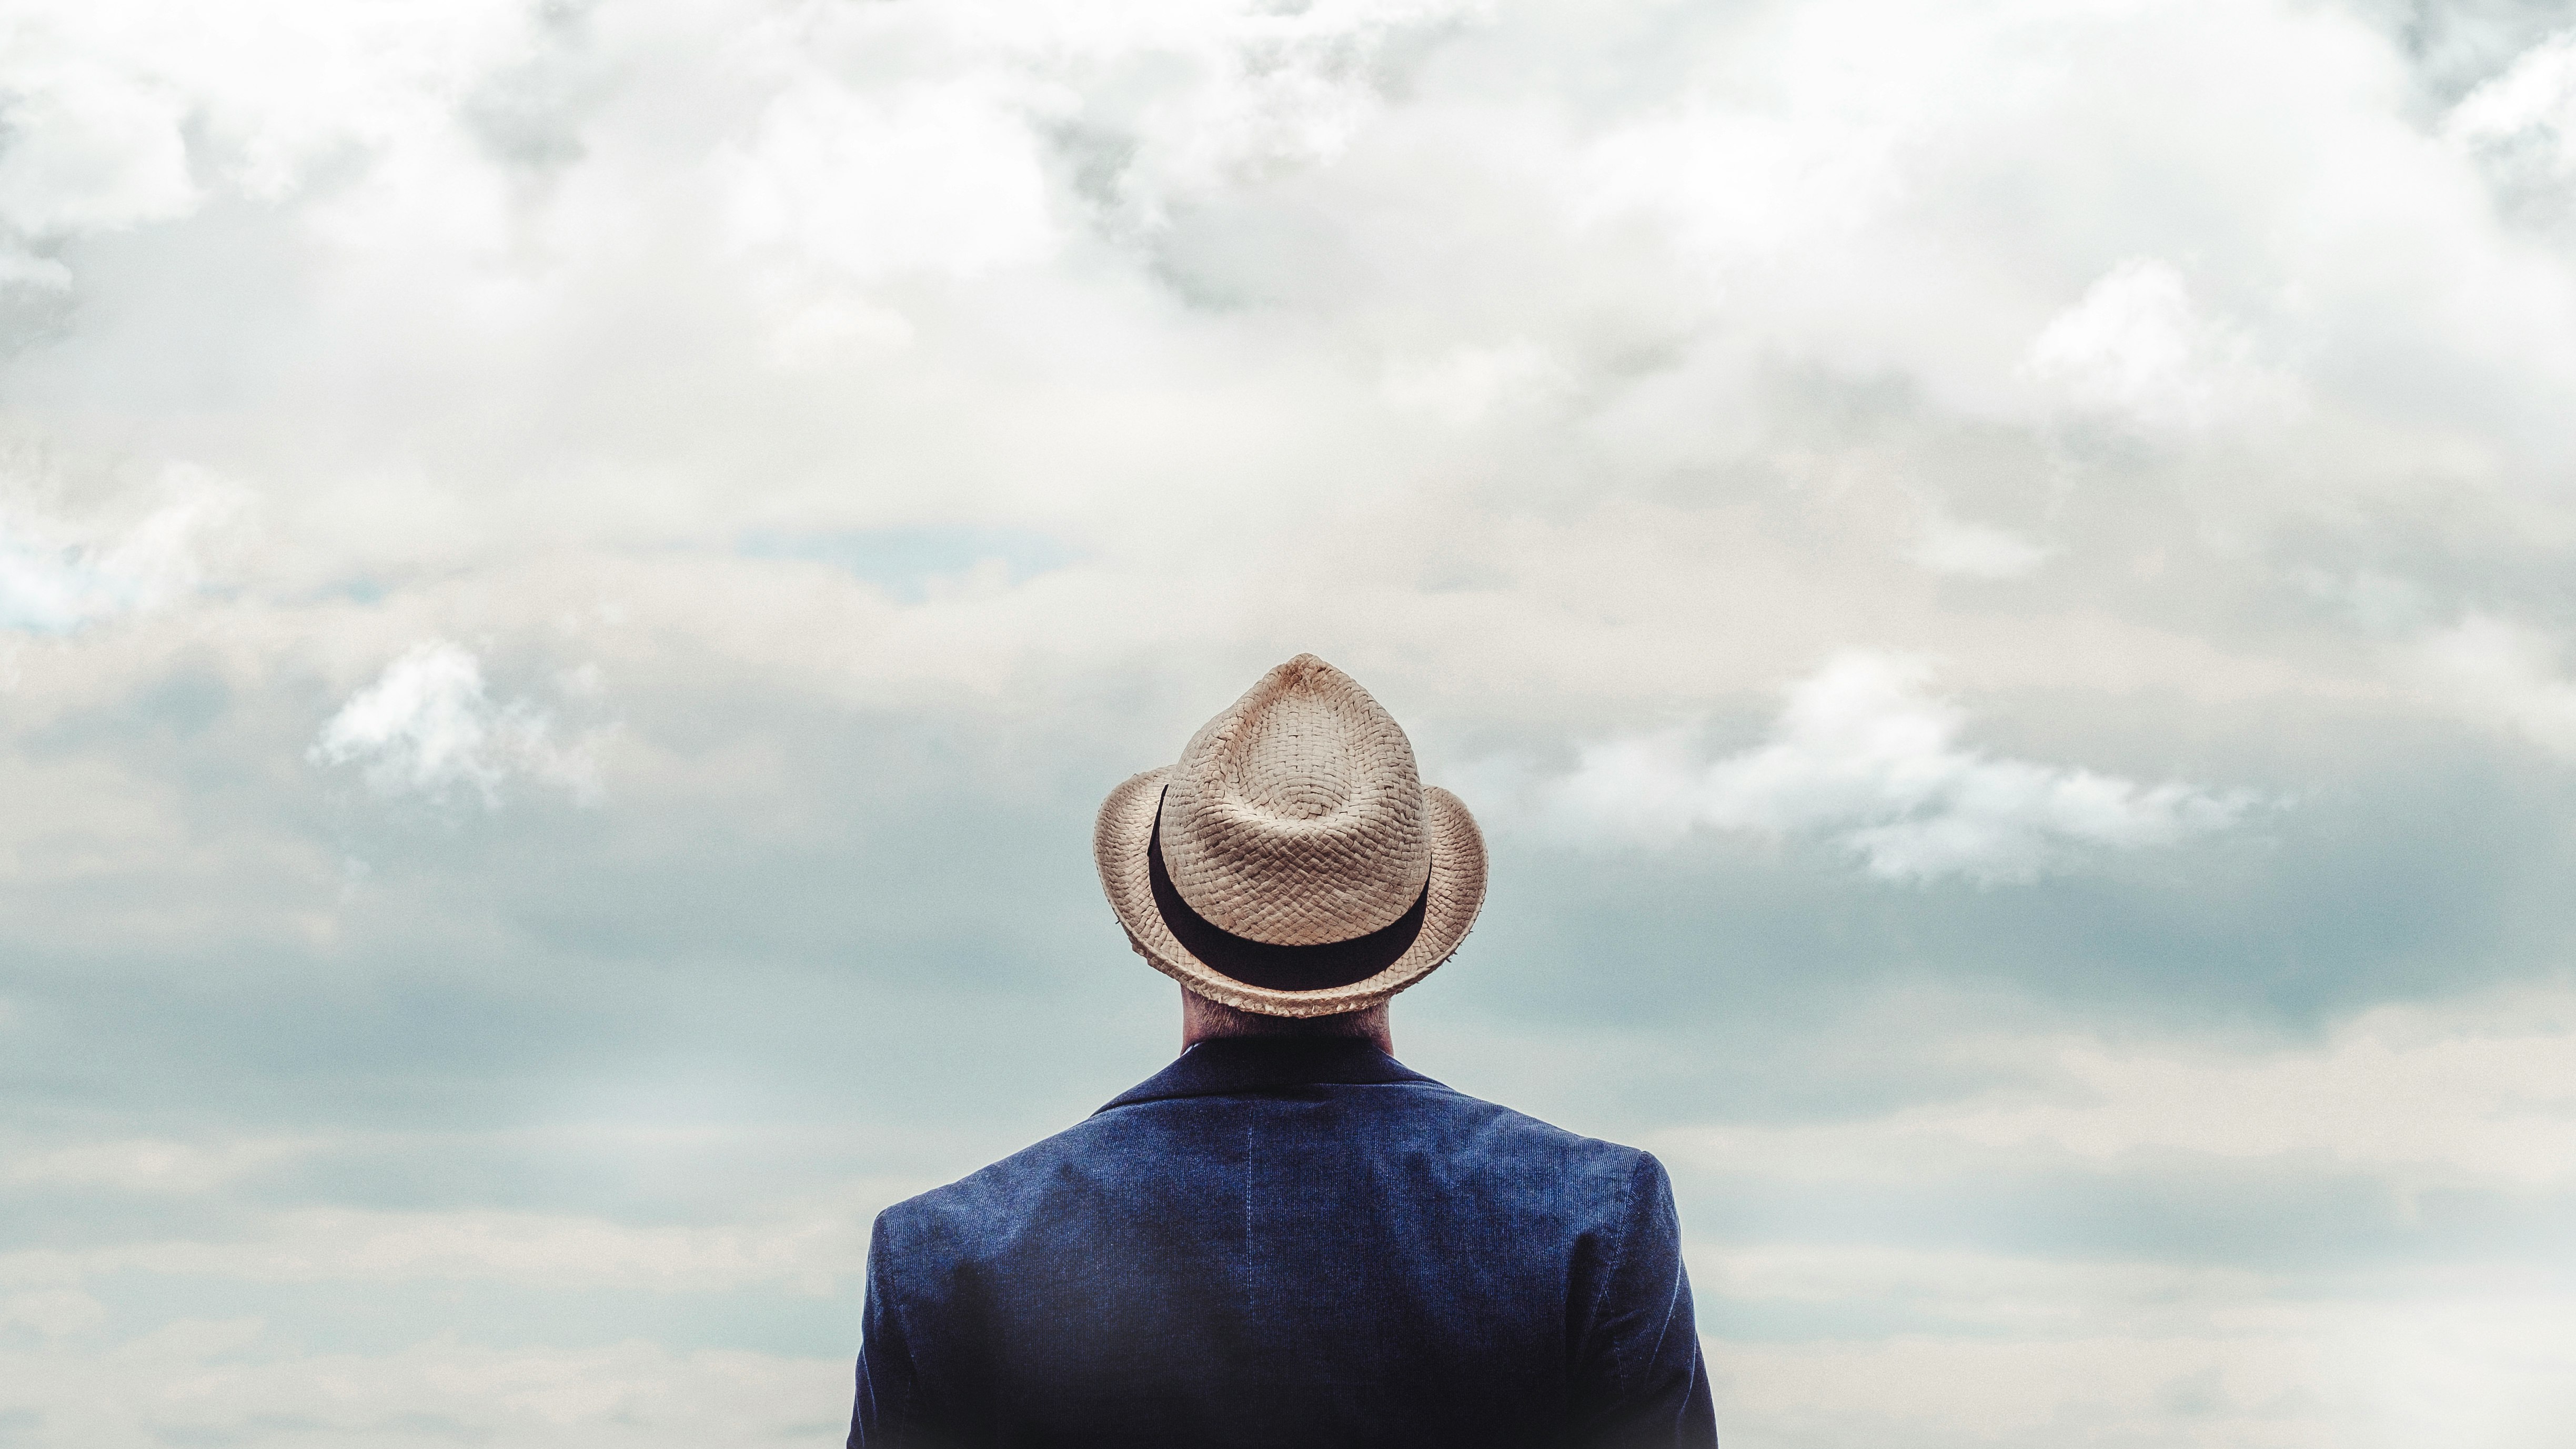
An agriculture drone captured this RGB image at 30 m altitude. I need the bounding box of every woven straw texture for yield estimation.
[1095,655,1487,1017]
[1159,655,1431,945]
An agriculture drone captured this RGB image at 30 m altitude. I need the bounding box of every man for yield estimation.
[850,655,1718,1448]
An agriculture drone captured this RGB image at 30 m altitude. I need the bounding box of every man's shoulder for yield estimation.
[1428,1084,1654,1165]
[1375,1081,1666,1211]
[875,1070,1656,1244]
[872,1106,1130,1234]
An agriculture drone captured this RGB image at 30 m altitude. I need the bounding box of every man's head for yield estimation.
[1095,654,1485,1038]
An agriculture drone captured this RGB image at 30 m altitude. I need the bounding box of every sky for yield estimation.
[4,0,2576,1444]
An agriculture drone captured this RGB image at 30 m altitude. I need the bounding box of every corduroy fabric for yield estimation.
[849,1038,1719,1449]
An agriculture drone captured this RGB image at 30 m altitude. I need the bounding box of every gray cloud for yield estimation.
[5,0,2576,1442]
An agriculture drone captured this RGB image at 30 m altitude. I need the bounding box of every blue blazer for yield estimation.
[850,1036,1717,1447]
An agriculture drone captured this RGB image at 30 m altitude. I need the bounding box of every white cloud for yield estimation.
[2410,613,2576,757]
[0,57,196,234]
[723,75,1060,286]
[0,246,75,292]
[0,1287,105,1339]
[1910,511,2050,579]
[1533,652,2257,882]
[1039,0,1488,229]
[2447,28,2576,196]
[1708,1300,2576,1449]
[1704,1242,2279,1333]
[0,1137,313,1196]
[309,641,600,806]
[2022,257,2287,434]
[0,469,239,634]
[1573,8,1917,266]
[1660,986,2576,1191]
[1380,339,1572,426]
[1659,988,2576,1446]
[0,1332,849,1449]
[0,1203,863,1297]
[0,2,540,238]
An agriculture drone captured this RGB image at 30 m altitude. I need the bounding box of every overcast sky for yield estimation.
[5,0,2576,1444]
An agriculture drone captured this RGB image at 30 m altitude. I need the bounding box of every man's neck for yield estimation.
[1181,987,1393,1055]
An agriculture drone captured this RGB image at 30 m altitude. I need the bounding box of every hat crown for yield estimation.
[1159,654,1431,947]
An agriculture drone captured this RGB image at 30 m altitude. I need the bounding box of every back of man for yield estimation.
[853,1037,1713,1447]
[847,656,1719,1447]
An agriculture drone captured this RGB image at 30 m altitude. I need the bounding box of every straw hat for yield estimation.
[1094,654,1487,1018]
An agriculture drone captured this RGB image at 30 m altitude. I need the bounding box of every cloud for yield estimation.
[0,1204,863,1295]
[2021,257,2289,435]
[1531,653,2258,882]
[1380,339,1574,427]
[0,468,238,634]
[0,55,196,235]
[726,74,1058,283]
[0,1332,849,1449]
[2410,613,2576,757]
[309,641,600,806]
[1658,985,2576,1191]
[1,1,546,228]
[1654,986,2576,1446]
[5,1,2576,1445]
[1909,511,2050,579]
[1705,1300,2576,1449]
[2447,26,2576,228]
[0,1287,104,1338]
[0,1136,314,1196]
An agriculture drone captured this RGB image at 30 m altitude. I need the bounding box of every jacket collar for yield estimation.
[1096,1037,1438,1113]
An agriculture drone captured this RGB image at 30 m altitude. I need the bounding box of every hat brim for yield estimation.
[1094,769,1488,1018]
